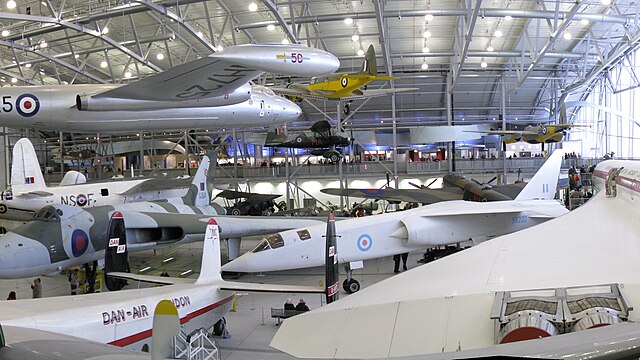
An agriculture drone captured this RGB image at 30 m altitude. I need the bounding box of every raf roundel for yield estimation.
[357,233,373,252]
[16,94,40,117]
[71,229,89,257]
[76,194,88,207]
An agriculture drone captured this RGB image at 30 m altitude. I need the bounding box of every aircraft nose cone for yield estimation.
[221,255,249,273]
[280,98,301,121]
[0,232,51,279]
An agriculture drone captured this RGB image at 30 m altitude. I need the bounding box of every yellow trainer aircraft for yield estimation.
[272,45,416,114]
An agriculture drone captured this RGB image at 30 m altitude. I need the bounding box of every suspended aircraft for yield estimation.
[0,152,326,279]
[264,120,351,162]
[272,45,416,114]
[0,44,339,132]
[214,189,281,216]
[270,160,640,359]
[321,173,527,205]
[0,213,329,353]
[222,150,568,293]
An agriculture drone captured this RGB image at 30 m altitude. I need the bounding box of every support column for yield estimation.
[446,73,453,174]
[97,133,103,178]
[501,75,507,184]
[226,238,241,260]
[2,127,8,189]
[284,125,291,209]
[59,132,64,178]
[391,92,398,189]
[139,132,144,176]
[232,129,239,180]
[337,102,344,208]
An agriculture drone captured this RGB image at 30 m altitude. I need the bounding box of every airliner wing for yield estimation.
[221,281,324,294]
[106,272,194,285]
[321,187,463,204]
[102,273,324,293]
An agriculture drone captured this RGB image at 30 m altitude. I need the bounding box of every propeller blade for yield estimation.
[487,176,497,184]
[408,182,423,189]
[426,178,438,188]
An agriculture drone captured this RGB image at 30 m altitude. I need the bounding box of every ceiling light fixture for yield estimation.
[197,31,203,38]
[601,0,611,5]
[281,38,290,44]
[124,71,132,78]
[248,2,258,11]
[423,30,432,38]
[100,60,108,68]
[580,19,589,25]
[486,45,494,52]
[156,53,164,60]
[101,27,109,35]
[421,62,429,70]
[10,77,17,83]
[351,34,360,42]
[39,40,47,48]
[422,46,430,53]
[563,31,572,40]
[425,14,433,22]
[267,24,276,31]
[504,15,513,21]
[344,17,353,25]
[217,45,224,51]
[481,60,488,68]
[494,30,503,37]
[1,30,8,37]
[25,63,31,68]
[6,0,15,9]
[357,48,365,56]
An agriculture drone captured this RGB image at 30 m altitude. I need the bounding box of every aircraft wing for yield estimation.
[93,55,261,102]
[220,281,324,294]
[271,190,640,358]
[340,87,418,101]
[321,187,463,204]
[106,272,194,285]
[117,177,192,195]
[464,129,537,136]
[271,86,327,101]
[213,189,281,202]
[14,190,54,197]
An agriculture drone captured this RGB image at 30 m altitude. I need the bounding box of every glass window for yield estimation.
[33,206,60,222]
[265,233,284,249]
[297,229,311,241]
[251,239,271,253]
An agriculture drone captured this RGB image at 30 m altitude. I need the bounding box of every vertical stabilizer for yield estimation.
[11,138,46,193]
[104,211,130,291]
[514,149,564,201]
[151,300,181,360]
[359,45,377,76]
[195,218,222,284]
[325,212,339,304]
[181,151,216,207]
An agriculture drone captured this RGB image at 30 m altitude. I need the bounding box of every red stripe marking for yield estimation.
[108,295,234,347]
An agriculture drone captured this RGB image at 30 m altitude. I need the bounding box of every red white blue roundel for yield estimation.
[71,229,89,257]
[357,234,372,252]
[76,194,88,207]
[16,94,40,117]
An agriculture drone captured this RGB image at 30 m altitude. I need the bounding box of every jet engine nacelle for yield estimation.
[77,83,252,111]
[399,216,476,247]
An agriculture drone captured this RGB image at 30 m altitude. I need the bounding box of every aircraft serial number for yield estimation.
[512,215,528,224]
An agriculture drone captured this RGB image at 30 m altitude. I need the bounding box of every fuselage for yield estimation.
[0,282,234,351]
[0,84,299,132]
[222,199,569,273]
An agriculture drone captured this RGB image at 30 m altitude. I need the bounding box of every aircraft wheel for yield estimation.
[0,204,6,214]
[329,153,340,163]
[343,103,350,115]
[343,279,360,294]
[231,208,241,216]
[213,317,227,336]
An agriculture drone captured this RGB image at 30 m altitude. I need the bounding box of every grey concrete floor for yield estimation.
[0,238,425,359]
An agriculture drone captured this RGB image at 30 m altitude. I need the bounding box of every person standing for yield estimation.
[401,252,409,271]
[68,269,80,295]
[393,254,401,273]
[31,278,42,298]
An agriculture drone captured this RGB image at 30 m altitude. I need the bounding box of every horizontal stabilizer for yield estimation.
[16,191,54,197]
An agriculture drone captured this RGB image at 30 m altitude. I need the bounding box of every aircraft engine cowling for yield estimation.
[395,216,478,247]
[76,83,252,111]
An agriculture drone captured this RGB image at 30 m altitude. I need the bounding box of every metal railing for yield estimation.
[173,328,220,360]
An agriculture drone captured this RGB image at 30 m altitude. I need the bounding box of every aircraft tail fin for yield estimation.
[325,212,340,304]
[181,151,216,207]
[151,300,181,360]
[359,45,377,76]
[514,149,564,201]
[11,138,46,193]
[195,218,222,284]
[104,211,130,291]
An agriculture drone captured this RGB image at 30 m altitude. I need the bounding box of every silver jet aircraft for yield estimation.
[0,44,339,132]
[223,150,568,293]
[0,152,326,278]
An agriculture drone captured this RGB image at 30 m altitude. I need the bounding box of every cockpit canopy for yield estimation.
[251,233,284,253]
[33,206,62,222]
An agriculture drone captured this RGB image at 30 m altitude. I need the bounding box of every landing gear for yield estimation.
[213,317,227,336]
[343,102,351,115]
[342,263,360,294]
